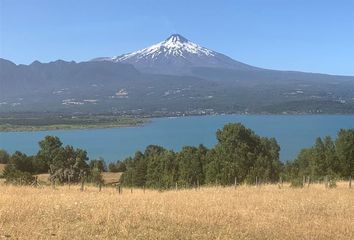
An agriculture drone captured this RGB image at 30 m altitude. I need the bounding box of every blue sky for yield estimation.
[1,0,353,75]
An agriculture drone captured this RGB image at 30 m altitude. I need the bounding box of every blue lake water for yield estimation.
[1,115,354,162]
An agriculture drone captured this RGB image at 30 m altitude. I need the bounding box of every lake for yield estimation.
[1,115,354,162]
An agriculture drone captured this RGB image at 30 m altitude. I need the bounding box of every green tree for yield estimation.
[120,123,282,188]
[177,146,206,187]
[145,145,166,188]
[132,151,147,187]
[33,136,90,183]
[9,151,34,173]
[108,162,118,172]
[159,150,178,189]
[35,135,63,172]
[286,134,344,182]
[310,138,326,179]
[336,129,354,179]
[0,149,10,164]
[205,123,281,185]
[251,137,282,183]
[108,160,127,172]
[89,160,104,186]
[120,157,134,185]
[89,158,107,172]
[2,164,34,184]
[286,148,313,180]
[3,151,35,184]
[323,136,340,178]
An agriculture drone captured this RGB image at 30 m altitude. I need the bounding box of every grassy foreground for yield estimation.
[0,183,354,239]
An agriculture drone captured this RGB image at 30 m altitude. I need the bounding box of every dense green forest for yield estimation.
[1,123,353,188]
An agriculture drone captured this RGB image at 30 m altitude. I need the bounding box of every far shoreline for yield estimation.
[1,113,354,133]
[0,114,148,133]
[0,123,147,133]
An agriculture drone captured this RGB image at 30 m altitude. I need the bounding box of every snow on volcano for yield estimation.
[92,34,255,74]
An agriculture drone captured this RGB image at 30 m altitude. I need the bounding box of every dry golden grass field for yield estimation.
[0,182,354,240]
[34,172,122,185]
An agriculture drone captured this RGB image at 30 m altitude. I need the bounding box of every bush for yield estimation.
[3,165,35,185]
[328,173,339,188]
[108,161,126,172]
[290,178,304,188]
[328,179,337,188]
[89,167,104,186]
[108,163,118,172]
[89,158,107,172]
[0,149,10,164]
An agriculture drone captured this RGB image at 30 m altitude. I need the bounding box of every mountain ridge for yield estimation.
[1,34,354,115]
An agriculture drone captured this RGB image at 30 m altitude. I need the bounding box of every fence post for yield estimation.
[234,177,237,189]
[99,182,102,192]
[175,182,178,191]
[307,176,310,188]
[34,176,38,188]
[281,176,283,188]
[324,176,328,189]
[80,177,85,192]
[255,176,258,187]
[350,176,352,189]
[278,176,282,189]
[302,176,306,188]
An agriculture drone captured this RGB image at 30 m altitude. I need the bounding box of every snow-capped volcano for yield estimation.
[93,34,256,74]
[117,34,215,60]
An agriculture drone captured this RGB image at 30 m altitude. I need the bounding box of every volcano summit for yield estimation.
[92,34,256,74]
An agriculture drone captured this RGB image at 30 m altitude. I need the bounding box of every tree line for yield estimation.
[114,123,354,188]
[0,136,105,185]
[118,123,283,188]
[284,129,354,185]
[1,123,353,188]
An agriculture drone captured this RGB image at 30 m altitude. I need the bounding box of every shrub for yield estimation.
[3,165,35,185]
[0,149,10,164]
[89,167,104,186]
[328,179,337,188]
[290,178,304,188]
